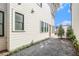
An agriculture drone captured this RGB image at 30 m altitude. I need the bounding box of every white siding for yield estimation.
[0,3,7,51]
[8,3,54,51]
[72,3,79,41]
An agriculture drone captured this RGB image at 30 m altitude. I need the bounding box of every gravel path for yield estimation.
[10,38,76,56]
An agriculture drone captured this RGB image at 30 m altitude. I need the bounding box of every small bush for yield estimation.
[66,26,76,42]
[74,40,79,53]
[73,39,77,45]
[66,26,79,55]
[57,25,64,38]
[66,26,73,39]
[69,34,76,41]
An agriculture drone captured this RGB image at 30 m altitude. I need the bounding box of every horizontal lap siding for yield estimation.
[9,3,53,51]
[0,3,7,51]
[72,3,79,41]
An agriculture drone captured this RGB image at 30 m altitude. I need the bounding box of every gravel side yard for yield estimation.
[10,38,76,56]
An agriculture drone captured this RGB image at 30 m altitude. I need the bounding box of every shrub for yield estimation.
[66,26,73,39]
[66,26,79,54]
[69,34,76,41]
[66,26,76,42]
[73,40,79,53]
[57,25,64,38]
[73,39,77,47]
[66,26,79,55]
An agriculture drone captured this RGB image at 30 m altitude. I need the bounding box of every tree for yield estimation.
[57,25,64,38]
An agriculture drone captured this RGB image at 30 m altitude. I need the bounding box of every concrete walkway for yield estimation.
[10,38,76,56]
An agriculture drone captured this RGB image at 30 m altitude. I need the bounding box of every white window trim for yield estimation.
[12,9,25,32]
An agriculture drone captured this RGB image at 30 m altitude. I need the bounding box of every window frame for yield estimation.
[43,22,46,32]
[40,21,44,33]
[45,22,47,32]
[46,23,48,32]
[0,11,4,37]
[47,23,48,32]
[40,21,49,33]
[14,12,24,31]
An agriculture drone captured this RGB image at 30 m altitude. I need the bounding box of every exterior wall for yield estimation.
[0,3,7,51]
[72,3,79,41]
[8,3,54,51]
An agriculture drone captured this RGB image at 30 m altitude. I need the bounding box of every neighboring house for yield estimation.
[0,3,59,52]
[72,3,79,42]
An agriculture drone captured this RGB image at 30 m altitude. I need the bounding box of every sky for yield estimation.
[54,3,71,27]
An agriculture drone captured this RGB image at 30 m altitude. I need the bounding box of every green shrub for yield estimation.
[74,40,79,52]
[66,26,79,54]
[66,26,73,39]
[57,25,64,38]
[69,34,76,41]
[73,39,77,45]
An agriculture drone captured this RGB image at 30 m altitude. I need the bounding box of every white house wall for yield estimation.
[72,3,79,41]
[8,3,53,51]
[0,3,7,51]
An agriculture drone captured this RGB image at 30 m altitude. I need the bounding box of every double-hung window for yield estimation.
[43,22,46,32]
[40,21,43,32]
[15,12,24,31]
[46,23,48,32]
[40,21,49,33]
[45,23,47,32]
[45,23,48,32]
[0,11,4,36]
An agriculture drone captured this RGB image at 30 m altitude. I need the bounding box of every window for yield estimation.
[46,23,48,32]
[40,21,44,32]
[43,22,46,32]
[45,23,47,32]
[15,12,24,31]
[40,21,49,33]
[47,23,48,32]
[0,11,4,36]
